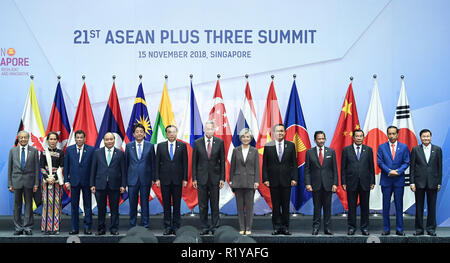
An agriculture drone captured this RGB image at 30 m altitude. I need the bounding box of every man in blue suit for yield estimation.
[64,130,94,235]
[377,125,410,236]
[90,132,126,235]
[125,123,155,229]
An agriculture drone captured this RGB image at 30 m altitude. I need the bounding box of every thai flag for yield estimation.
[46,80,72,208]
[95,80,129,204]
[178,79,204,210]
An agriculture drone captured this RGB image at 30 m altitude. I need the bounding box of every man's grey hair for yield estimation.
[204,120,215,127]
[17,130,29,138]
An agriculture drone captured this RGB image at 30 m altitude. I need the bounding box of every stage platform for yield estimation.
[0,214,449,243]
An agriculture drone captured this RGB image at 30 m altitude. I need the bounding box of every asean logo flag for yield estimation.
[284,79,312,211]
[330,80,360,210]
[95,80,129,205]
[178,79,204,210]
[46,80,72,207]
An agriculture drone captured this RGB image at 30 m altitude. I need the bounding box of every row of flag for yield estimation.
[16,75,418,213]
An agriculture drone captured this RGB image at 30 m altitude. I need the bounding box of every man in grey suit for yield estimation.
[192,120,225,235]
[410,129,442,236]
[8,131,40,235]
[304,131,338,235]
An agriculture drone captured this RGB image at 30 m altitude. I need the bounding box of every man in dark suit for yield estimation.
[8,131,40,235]
[377,125,410,236]
[305,131,338,235]
[262,124,298,235]
[192,120,225,235]
[64,130,95,235]
[125,124,155,229]
[90,132,126,235]
[155,125,188,235]
[410,129,442,236]
[341,129,375,235]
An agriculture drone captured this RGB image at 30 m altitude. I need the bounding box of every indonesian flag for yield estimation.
[256,80,283,209]
[67,80,98,213]
[330,80,360,211]
[67,81,98,147]
[209,79,234,209]
[150,78,176,204]
[392,76,417,212]
[16,78,46,210]
[363,77,387,210]
[178,79,203,210]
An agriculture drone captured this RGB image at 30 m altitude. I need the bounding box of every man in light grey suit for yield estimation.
[8,131,40,235]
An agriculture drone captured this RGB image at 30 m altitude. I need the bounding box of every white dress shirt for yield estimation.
[423,144,431,163]
[76,144,84,163]
[242,146,249,162]
[316,146,325,158]
[168,140,176,155]
[19,144,28,163]
[204,136,214,150]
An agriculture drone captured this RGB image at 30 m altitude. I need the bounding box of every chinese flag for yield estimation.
[329,81,360,211]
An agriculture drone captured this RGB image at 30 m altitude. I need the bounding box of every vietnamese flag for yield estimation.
[329,80,360,211]
[256,79,283,209]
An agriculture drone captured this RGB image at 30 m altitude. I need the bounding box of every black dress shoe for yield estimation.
[361,230,370,236]
[84,229,92,235]
[69,230,79,235]
[312,229,319,235]
[381,231,390,236]
[272,230,281,235]
[96,230,106,235]
[396,231,405,236]
[163,229,172,235]
[14,230,23,236]
[24,230,32,235]
[427,231,437,237]
[413,231,424,236]
[348,229,355,235]
[110,231,119,235]
[324,230,333,235]
[283,230,292,235]
[200,229,210,235]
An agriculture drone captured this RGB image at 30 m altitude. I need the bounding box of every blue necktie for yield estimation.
[170,143,174,160]
[20,147,26,170]
[356,146,361,160]
[138,143,142,160]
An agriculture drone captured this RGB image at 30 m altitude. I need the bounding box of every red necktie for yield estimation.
[319,147,323,166]
[391,143,396,160]
[207,139,212,159]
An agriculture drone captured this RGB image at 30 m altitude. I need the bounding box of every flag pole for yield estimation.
[139,74,142,83]
[30,75,34,80]
[82,75,85,82]
[373,74,377,79]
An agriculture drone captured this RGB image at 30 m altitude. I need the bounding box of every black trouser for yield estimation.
[415,188,437,233]
[161,183,182,231]
[197,183,220,232]
[95,184,120,232]
[347,184,370,231]
[70,185,92,231]
[312,186,332,231]
[270,186,291,231]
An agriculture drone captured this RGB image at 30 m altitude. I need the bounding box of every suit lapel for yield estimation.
[311,146,320,167]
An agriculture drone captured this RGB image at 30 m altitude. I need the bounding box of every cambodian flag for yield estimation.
[284,79,312,211]
[46,80,72,207]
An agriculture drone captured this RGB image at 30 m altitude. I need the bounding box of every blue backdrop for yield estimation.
[1,0,449,225]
